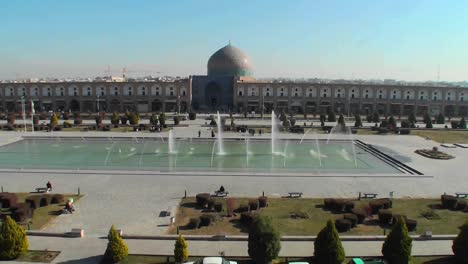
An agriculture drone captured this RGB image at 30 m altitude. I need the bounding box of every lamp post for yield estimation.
[177,95,181,115]
[96,94,100,113]
[20,96,26,131]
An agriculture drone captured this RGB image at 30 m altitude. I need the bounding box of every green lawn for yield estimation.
[411,130,468,143]
[171,197,467,236]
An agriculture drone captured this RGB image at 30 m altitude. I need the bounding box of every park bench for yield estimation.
[288,192,303,198]
[214,191,229,197]
[455,193,468,198]
[35,187,49,193]
[359,192,378,199]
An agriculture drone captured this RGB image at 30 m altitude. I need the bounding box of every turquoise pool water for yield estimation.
[0,138,402,174]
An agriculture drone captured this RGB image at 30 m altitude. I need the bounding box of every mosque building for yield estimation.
[0,44,467,117]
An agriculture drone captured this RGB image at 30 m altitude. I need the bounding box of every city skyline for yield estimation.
[1,0,468,81]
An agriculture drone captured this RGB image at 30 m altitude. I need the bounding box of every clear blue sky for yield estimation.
[1,0,467,81]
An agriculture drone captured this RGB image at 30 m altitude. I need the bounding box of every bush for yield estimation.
[236,204,249,213]
[441,194,458,209]
[369,199,391,214]
[173,116,180,125]
[248,199,259,211]
[314,220,345,263]
[199,214,216,227]
[103,225,128,263]
[452,220,468,263]
[51,194,65,204]
[149,113,158,125]
[188,112,196,120]
[382,216,412,264]
[111,112,120,125]
[460,117,467,129]
[207,198,215,210]
[195,193,211,208]
[354,115,362,128]
[0,193,18,208]
[258,196,268,208]
[226,198,236,217]
[187,218,201,229]
[174,235,189,263]
[240,212,258,227]
[128,112,139,125]
[0,216,29,260]
[351,208,366,224]
[63,121,72,128]
[7,114,15,125]
[248,216,281,264]
[214,202,223,212]
[11,203,33,223]
[25,196,41,209]
[405,219,417,232]
[391,214,408,225]
[39,194,53,207]
[436,113,445,124]
[335,219,352,232]
[343,213,358,227]
[455,200,467,211]
[378,209,393,225]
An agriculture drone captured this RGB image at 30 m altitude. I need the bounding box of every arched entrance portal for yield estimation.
[205,82,222,110]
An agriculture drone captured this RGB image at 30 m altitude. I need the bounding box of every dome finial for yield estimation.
[228,40,231,46]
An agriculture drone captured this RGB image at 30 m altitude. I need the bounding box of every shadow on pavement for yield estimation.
[57,255,102,264]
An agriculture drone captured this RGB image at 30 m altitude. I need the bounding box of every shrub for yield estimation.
[344,200,355,212]
[405,219,417,232]
[188,112,196,120]
[51,194,65,204]
[335,219,352,232]
[391,214,408,225]
[314,220,345,263]
[460,117,467,129]
[25,196,41,209]
[343,213,358,227]
[195,193,211,208]
[74,115,83,125]
[7,114,15,125]
[323,198,334,209]
[159,113,166,126]
[11,203,33,223]
[258,196,268,208]
[382,216,412,264]
[248,216,281,264]
[372,112,380,123]
[401,120,411,128]
[351,208,366,224]
[441,194,458,209]
[63,121,72,128]
[226,198,236,217]
[327,110,336,122]
[39,194,53,207]
[240,212,258,227]
[111,112,120,125]
[248,199,259,211]
[174,235,189,263]
[173,116,180,125]
[452,220,468,263]
[103,225,128,263]
[236,204,249,213]
[128,112,139,125]
[0,216,29,260]
[0,193,18,208]
[408,112,417,124]
[455,200,467,211]
[214,202,223,212]
[369,200,385,214]
[378,209,393,225]
[420,209,441,220]
[354,114,362,128]
[207,198,215,210]
[199,214,216,227]
[50,113,59,126]
[187,218,200,229]
[436,113,445,124]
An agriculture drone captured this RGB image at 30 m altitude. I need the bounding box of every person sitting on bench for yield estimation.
[65,200,75,214]
[219,185,225,193]
[46,181,52,192]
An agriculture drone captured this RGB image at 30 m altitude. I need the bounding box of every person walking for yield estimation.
[198,130,201,138]
[211,129,215,138]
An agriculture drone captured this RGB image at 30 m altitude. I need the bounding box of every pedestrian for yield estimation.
[259,129,262,135]
[46,181,52,192]
[211,129,215,138]
[198,130,201,138]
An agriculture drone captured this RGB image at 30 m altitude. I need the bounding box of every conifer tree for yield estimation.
[0,216,29,260]
[452,221,468,263]
[174,235,189,263]
[150,113,159,125]
[408,112,417,124]
[460,117,466,129]
[314,220,345,264]
[248,216,281,264]
[111,112,120,125]
[382,216,412,264]
[354,114,362,128]
[50,112,59,126]
[103,225,128,263]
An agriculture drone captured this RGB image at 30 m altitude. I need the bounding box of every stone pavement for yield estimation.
[3,235,453,263]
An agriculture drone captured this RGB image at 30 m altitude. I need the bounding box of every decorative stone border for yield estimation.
[415,149,454,160]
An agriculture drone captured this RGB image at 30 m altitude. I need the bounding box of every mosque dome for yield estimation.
[207,44,253,77]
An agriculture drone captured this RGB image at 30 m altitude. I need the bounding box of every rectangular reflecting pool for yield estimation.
[0,137,404,174]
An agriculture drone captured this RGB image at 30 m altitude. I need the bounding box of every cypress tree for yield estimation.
[372,112,380,123]
[382,216,412,264]
[408,112,417,124]
[327,108,336,122]
[0,216,29,260]
[150,113,159,125]
[460,117,467,129]
[50,112,59,126]
[111,112,120,125]
[388,116,397,128]
[103,225,128,263]
[174,235,189,263]
[452,221,468,263]
[248,216,281,264]
[436,113,445,124]
[314,220,345,264]
[354,114,362,128]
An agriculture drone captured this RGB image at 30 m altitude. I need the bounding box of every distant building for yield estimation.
[0,45,467,116]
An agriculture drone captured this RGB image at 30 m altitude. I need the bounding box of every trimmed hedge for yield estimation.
[214,202,223,212]
[51,194,65,204]
[378,209,393,225]
[335,219,352,232]
[195,193,211,208]
[25,196,42,209]
[248,199,259,211]
[199,214,217,227]
[236,204,249,213]
[187,218,201,229]
[351,208,367,224]
[323,198,355,212]
[369,199,392,214]
[39,194,53,207]
[207,198,215,210]
[240,212,258,227]
[0,193,18,208]
[258,196,268,208]
[455,200,467,211]
[441,194,458,209]
[11,203,33,223]
[343,213,358,227]
[406,219,417,232]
